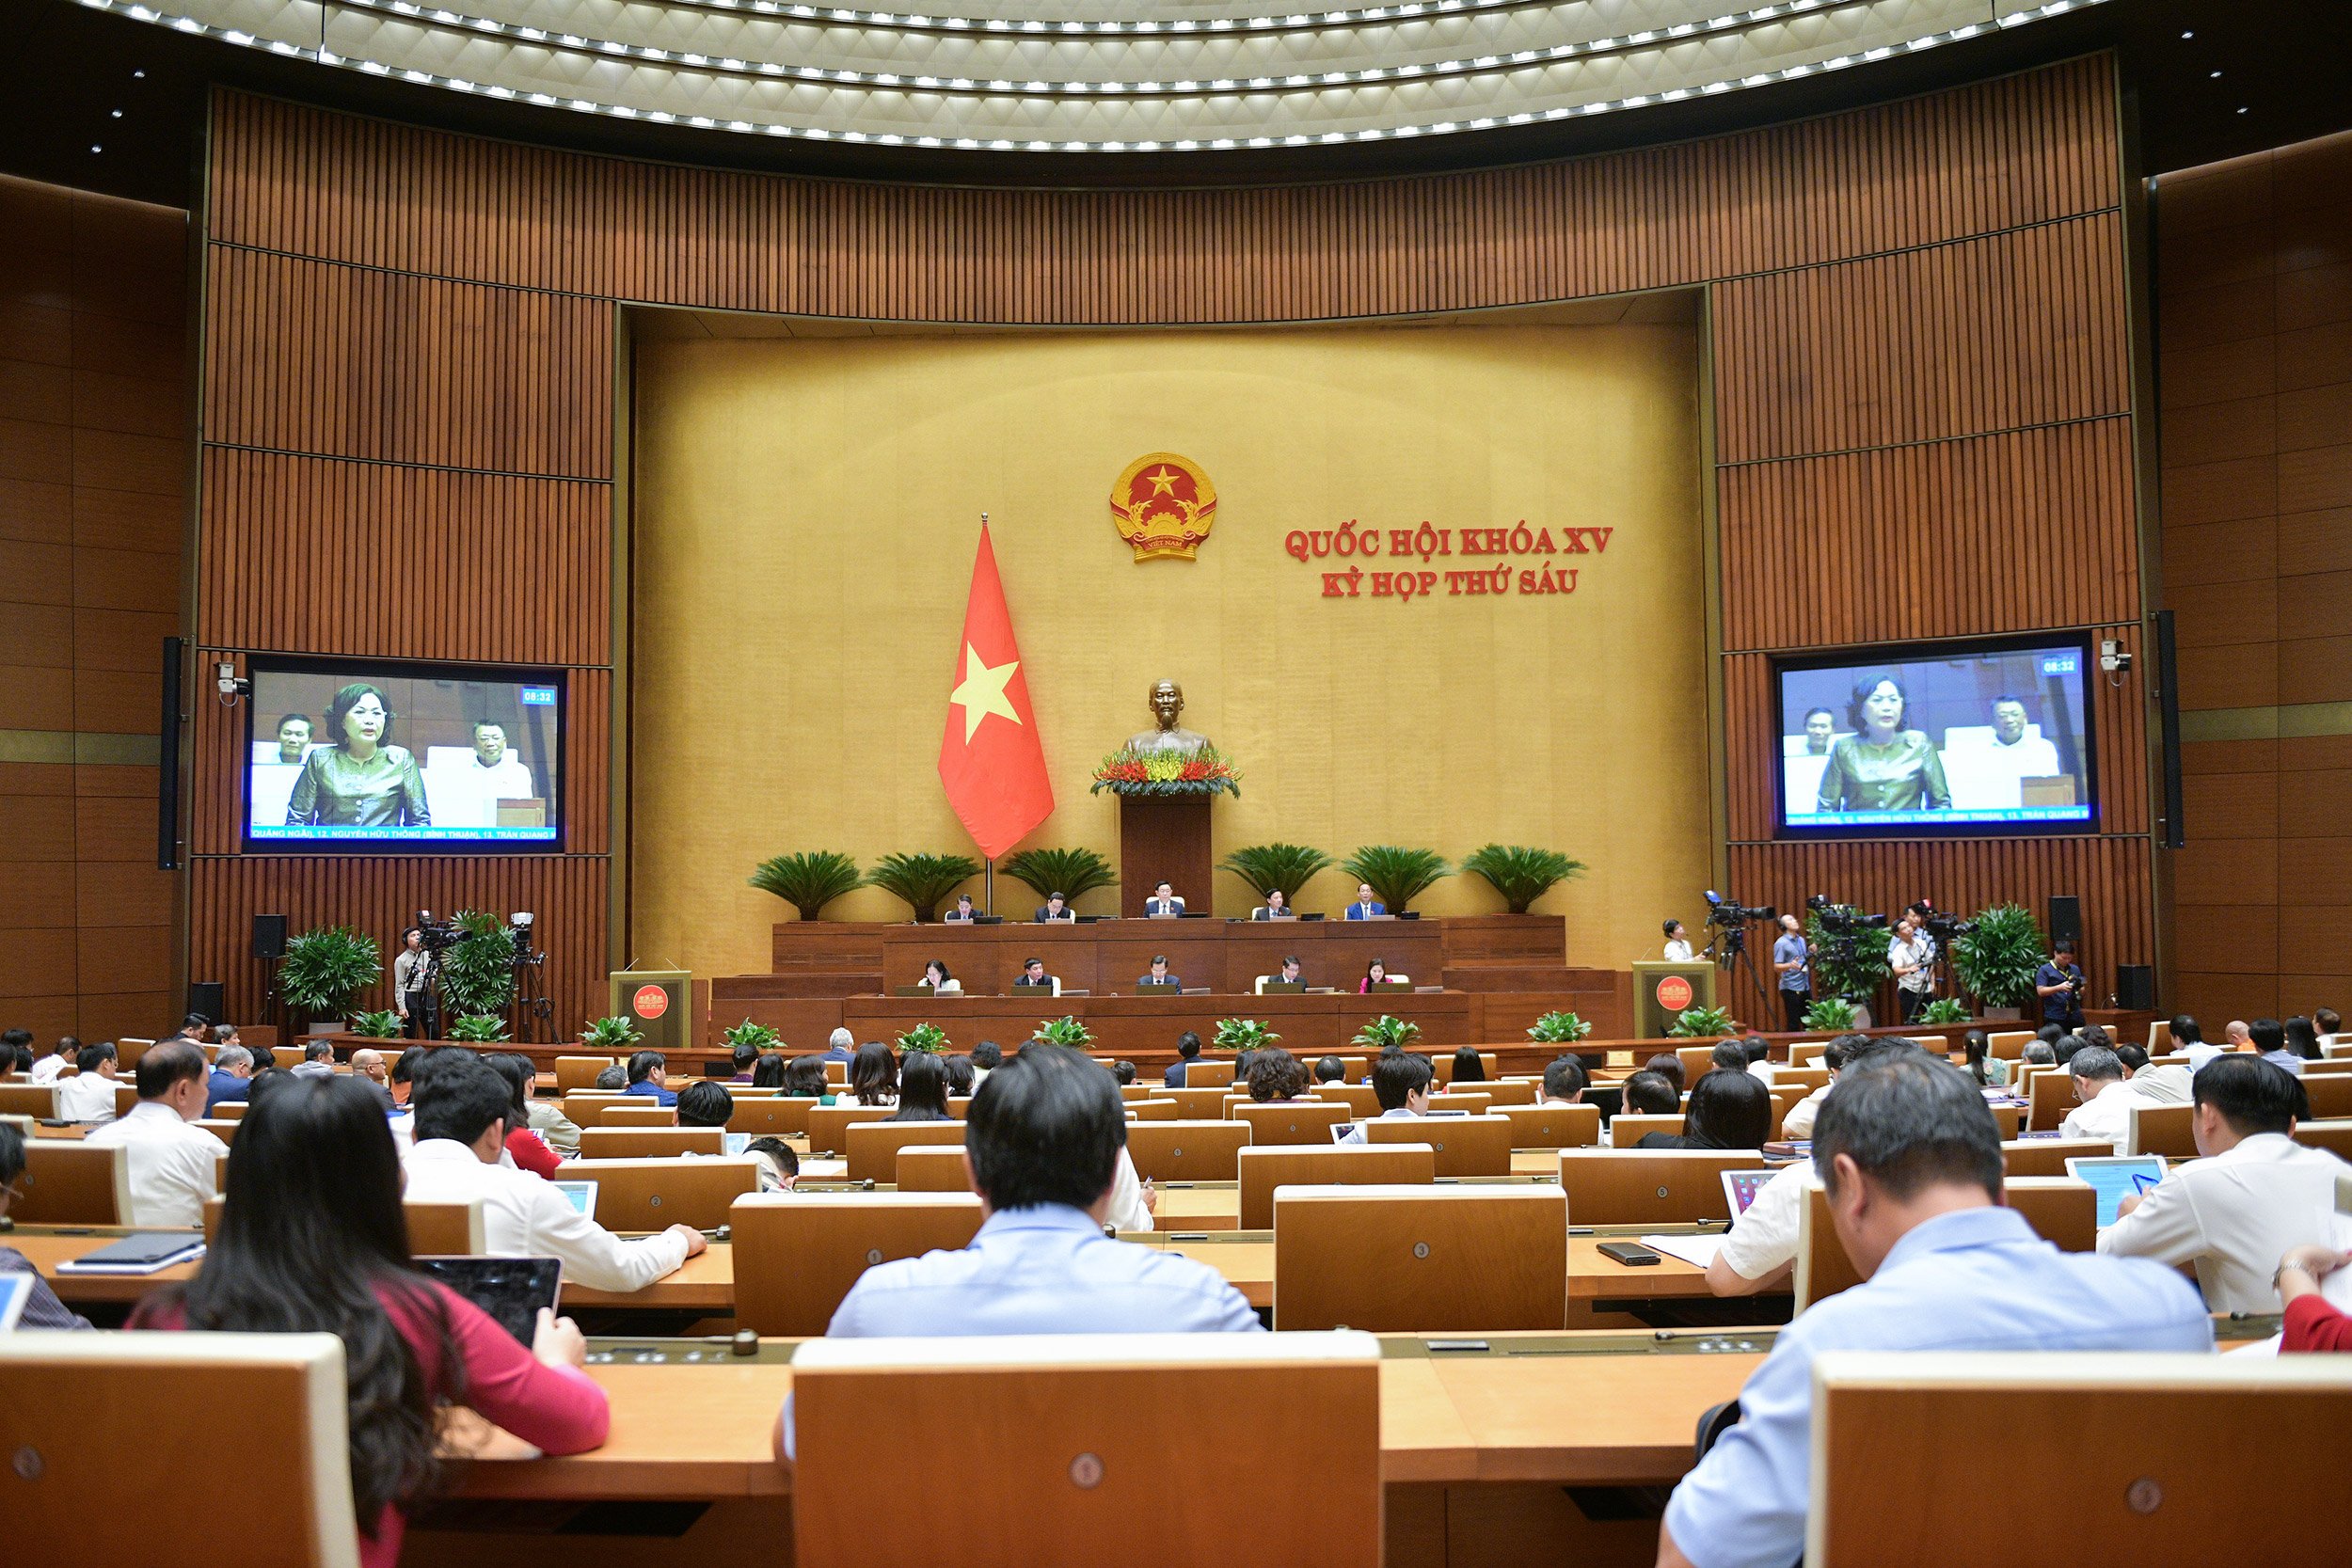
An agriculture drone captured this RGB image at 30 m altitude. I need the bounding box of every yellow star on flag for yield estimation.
[948,642,1024,744]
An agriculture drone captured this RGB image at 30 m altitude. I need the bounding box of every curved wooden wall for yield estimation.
[191,53,2152,1022]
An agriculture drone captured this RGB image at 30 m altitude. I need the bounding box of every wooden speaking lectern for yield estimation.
[1631,959,1719,1039]
[610,967,692,1055]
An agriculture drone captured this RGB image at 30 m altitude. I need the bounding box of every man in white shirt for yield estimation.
[1886,918,1935,1024]
[1981,695,2062,798]
[1778,1033,1864,1142]
[401,1055,706,1293]
[54,1041,125,1122]
[1142,880,1185,917]
[468,721,534,799]
[2098,1055,2352,1313]
[26,1034,72,1085]
[2057,1046,2137,1149]
[82,1040,218,1227]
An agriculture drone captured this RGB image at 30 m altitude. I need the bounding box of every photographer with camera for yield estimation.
[1887,915,1937,1024]
[1772,913,1811,1032]
[394,927,438,1039]
[2037,939,2089,1032]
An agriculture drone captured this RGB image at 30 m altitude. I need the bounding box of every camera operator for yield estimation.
[394,924,441,1039]
[1772,913,1811,1031]
[1887,915,1937,1024]
[2036,938,2089,1032]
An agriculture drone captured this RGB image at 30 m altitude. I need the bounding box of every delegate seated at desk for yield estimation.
[1257,956,1306,992]
[1251,889,1294,920]
[1011,958,1057,991]
[1136,955,1183,990]
[1034,892,1077,923]
[1343,882,1387,919]
[1143,881,1186,917]
[944,895,977,924]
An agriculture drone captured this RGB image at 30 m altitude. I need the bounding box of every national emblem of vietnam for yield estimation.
[1109,453,1218,562]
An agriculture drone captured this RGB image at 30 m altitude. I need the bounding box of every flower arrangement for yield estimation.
[1089,744,1242,799]
[897,1022,949,1054]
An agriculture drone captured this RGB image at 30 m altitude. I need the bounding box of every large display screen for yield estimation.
[244,658,564,849]
[1775,637,2094,835]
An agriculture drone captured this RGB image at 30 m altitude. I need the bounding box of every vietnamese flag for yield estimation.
[938,521,1054,861]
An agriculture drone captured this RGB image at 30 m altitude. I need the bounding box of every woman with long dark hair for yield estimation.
[750,1052,788,1088]
[1636,1068,1772,1151]
[848,1042,899,1107]
[888,1052,952,1122]
[129,1076,606,1566]
[1450,1046,1488,1084]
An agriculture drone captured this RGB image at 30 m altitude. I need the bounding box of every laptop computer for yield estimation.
[2064,1155,2166,1228]
[0,1272,35,1332]
[551,1180,597,1222]
[1721,1169,1777,1218]
[723,1132,753,1156]
[1133,979,1182,992]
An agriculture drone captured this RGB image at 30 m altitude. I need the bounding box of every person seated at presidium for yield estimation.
[1251,889,1293,920]
[1359,958,1406,993]
[1137,954,1183,990]
[1635,1068,1770,1152]
[1344,882,1387,920]
[1034,892,1076,924]
[1813,673,1952,813]
[818,1045,1259,1339]
[1259,956,1306,991]
[922,960,961,996]
[286,682,432,828]
[1657,1053,2213,1568]
[1143,880,1185,917]
[131,1075,609,1568]
[945,894,977,924]
[402,1056,707,1292]
[1012,958,1056,990]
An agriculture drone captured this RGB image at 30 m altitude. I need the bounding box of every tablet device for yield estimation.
[2064,1155,2167,1227]
[551,1179,597,1222]
[417,1256,563,1345]
[723,1132,752,1156]
[1721,1169,1776,1217]
[54,1233,208,1275]
[0,1273,35,1332]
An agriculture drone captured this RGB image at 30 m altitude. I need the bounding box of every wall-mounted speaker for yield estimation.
[2116,964,2155,1011]
[2048,895,2082,947]
[252,914,289,960]
[187,980,225,1026]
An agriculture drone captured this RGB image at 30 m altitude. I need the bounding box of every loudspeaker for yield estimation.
[2155,610,2185,850]
[2047,895,2081,947]
[187,981,225,1026]
[252,913,288,959]
[157,637,183,871]
[2116,964,2155,1011]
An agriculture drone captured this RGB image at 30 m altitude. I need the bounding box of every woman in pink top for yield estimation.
[132,1075,608,1568]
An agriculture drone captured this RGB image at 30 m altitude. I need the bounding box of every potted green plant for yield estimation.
[1218,842,1334,906]
[435,911,518,1021]
[868,851,983,923]
[1000,847,1118,909]
[278,925,383,1033]
[350,1008,405,1040]
[897,1022,949,1054]
[750,851,865,921]
[580,1016,644,1051]
[448,1014,510,1043]
[1213,1018,1279,1053]
[1806,909,1893,1027]
[1036,1016,1095,1050]
[1352,1014,1422,1052]
[1918,996,1971,1025]
[1341,846,1451,916]
[1666,1004,1740,1039]
[1526,1010,1595,1044]
[1802,997,1858,1033]
[1950,903,2047,1019]
[1462,845,1587,913]
[722,1020,783,1053]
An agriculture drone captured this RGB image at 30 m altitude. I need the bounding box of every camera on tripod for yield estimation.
[1804,894,1886,937]
[1702,891,1777,955]
[412,910,472,955]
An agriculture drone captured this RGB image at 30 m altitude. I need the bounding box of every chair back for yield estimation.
[1363,1114,1514,1176]
[559,1093,629,1126]
[1124,1099,1179,1121]
[1119,1085,1157,1102]
[1675,1045,1720,1085]
[566,1156,761,1230]
[600,1104,676,1128]
[1273,1185,1567,1332]
[805,1102,898,1154]
[2000,1137,2115,1178]
[1607,1113,1685,1147]
[727,1096,818,1137]
[1424,1091,1490,1116]
[1176,1059,1237,1088]
[1987,1030,2035,1060]
[1776,1065,1830,1093]
[1312,1084,1380,1117]
[1807,1353,2352,1567]
[2125,1101,2197,1159]
[1156,1085,1231,1118]
[2294,1119,2352,1159]
[214,1101,250,1121]
[1125,1120,1253,1182]
[1556,1148,1756,1226]
[16,1142,132,1225]
[0,1084,59,1118]
[193,1118,238,1147]
[199,1196,485,1254]
[1788,1041,1828,1069]
[846,1121,967,1182]
[731,1191,984,1335]
[896,1146,973,1191]
[1233,1101,1354,1147]
[271,1046,306,1069]
[578,1127,725,1160]
[114,1037,159,1070]
[1430,1052,1500,1085]
[823,1059,849,1085]
[1476,1079,1537,1106]
[0,1331,362,1568]
[1499,1102,1601,1149]
[2027,1068,2077,1132]
[2303,1073,2352,1119]
[1795,1179,2095,1310]
[554,1055,615,1093]
[1237,1143,1435,1228]
[788,1333,1382,1568]
[1987,1103,2023,1140]
[2145,1019,2172,1054]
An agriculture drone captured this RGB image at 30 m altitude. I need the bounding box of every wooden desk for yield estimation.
[1148,1232,1716,1310]
[844,990,1477,1055]
[873,918,1449,997]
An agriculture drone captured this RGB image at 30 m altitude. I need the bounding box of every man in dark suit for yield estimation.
[1250,889,1292,920]
[1011,958,1057,991]
[1163,1030,1203,1087]
[1343,881,1388,920]
[1034,892,1076,923]
[944,894,977,923]
[1136,955,1182,990]
[817,1027,855,1064]
[1143,880,1185,917]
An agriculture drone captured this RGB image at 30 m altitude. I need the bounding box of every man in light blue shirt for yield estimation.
[2249,1018,2307,1077]
[827,1043,1262,1337]
[1658,1049,2214,1568]
[1770,912,1810,1033]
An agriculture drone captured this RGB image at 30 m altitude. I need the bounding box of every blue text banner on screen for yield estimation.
[250,826,558,842]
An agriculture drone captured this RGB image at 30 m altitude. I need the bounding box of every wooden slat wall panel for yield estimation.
[1718,420,2141,650]
[203,248,612,477]
[1727,836,2153,1005]
[188,854,610,1026]
[204,59,2119,318]
[198,450,610,664]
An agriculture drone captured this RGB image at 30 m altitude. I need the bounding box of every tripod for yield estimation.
[1708,924,1775,1026]
[511,950,553,1044]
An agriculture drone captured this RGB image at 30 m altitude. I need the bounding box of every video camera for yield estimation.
[1908,898,1975,945]
[1702,891,1778,927]
[412,910,472,955]
[1804,894,1886,936]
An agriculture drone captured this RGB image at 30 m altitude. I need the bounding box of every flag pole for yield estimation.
[980,511,992,921]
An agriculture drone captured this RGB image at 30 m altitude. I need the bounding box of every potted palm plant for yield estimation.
[867,852,983,923]
[435,911,518,1022]
[1341,846,1451,916]
[1218,842,1333,907]
[278,926,383,1035]
[1462,845,1586,913]
[1000,847,1118,911]
[750,851,865,921]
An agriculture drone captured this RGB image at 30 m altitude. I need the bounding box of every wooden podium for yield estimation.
[1118,796,1216,919]
[1630,960,1719,1039]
